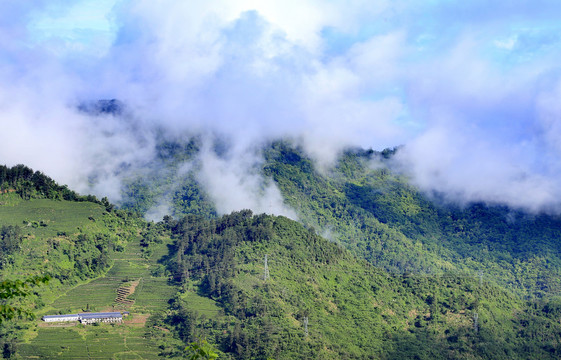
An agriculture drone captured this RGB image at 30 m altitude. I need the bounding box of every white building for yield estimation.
[42,312,123,324]
[42,314,79,322]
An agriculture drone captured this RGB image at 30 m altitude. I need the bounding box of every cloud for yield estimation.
[395,119,561,212]
[196,139,297,218]
[2,0,561,214]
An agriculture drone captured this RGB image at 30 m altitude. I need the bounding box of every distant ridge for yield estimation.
[78,99,125,116]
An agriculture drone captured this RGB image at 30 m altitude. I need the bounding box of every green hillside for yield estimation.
[116,139,561,298]
[4,149,561,359]
[0,172,181,359]
[16,235,181,359]
[262,141,561,298]
[163,210,561,359]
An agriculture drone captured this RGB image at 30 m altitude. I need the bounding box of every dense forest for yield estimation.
[152,210,561,359]
[262,142,561,299]
[113,138,561,358]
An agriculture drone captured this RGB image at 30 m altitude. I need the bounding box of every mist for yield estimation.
[2,0,561,215]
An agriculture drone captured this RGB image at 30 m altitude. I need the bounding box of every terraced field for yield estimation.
[1,197,219,359]
[21,236,178,359]
[18,326,161,359]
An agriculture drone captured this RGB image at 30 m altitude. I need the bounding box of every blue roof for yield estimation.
[78,312,122,319]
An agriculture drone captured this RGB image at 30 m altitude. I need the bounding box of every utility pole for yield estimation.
[304,317,309,338]
[264,254,270,281]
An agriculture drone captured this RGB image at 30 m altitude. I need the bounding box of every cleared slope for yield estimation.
[0,194,182,359]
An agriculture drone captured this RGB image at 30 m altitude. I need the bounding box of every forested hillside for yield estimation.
[3,148,561,359]
[0,164,102,203]
[263,141,561,299]
[117,139,561,298]
[158,210,561,359]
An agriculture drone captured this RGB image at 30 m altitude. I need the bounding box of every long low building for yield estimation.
[79,312,123,324]
[42,312,124,324]
[42,314,80,322]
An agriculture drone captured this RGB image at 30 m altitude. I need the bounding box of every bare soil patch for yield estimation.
[125,313,149,327]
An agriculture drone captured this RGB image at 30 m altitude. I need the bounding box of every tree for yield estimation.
[0,225,21,248]
[185,339,218,360]
[0,275,49,323]
[101,197,114,212]
[0,226,22,268]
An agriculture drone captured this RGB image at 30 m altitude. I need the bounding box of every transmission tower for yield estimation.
[304,316,309,337]
[263,254,270,281]
[473,312,479,333]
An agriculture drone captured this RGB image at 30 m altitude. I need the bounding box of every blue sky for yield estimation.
[3,0,561,213]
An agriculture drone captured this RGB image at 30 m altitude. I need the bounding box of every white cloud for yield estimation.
[196,140,297,218]
[396,122,553,209]
[494,35,518,50]
[536,80,561,155]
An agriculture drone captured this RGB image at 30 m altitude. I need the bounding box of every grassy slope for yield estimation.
[0,195,117,310]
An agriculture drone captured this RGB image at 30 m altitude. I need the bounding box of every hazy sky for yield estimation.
[2,0,561,214]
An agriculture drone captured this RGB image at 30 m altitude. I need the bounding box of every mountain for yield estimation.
[262,141,561,299]
[118,138,561,298]
[3,145,561,359]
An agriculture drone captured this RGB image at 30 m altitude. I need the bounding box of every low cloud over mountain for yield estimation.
[2,0,561,214]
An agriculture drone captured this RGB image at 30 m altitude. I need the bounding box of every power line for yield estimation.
[165,256,561,298]
[263,254,270,281]
[177,261,492,281]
